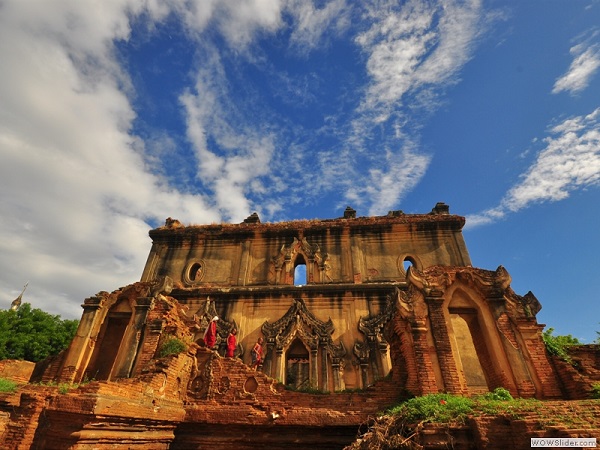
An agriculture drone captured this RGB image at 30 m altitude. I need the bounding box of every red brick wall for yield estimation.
[0,360,35,383]
[522,332,563,398]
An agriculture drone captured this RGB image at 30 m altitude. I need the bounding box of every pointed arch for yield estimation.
[446,287,503,394]
[293,254,307,285]
[84,296,134,381]
[261,299,345,391]
[285,337,310,389]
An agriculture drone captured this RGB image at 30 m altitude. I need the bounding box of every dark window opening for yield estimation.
[190,262,202,281]
[285,338,310,389]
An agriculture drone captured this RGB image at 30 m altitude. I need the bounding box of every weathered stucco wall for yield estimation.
[140,204,471,287]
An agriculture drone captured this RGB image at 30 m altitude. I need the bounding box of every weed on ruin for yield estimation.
[0,377,19,393]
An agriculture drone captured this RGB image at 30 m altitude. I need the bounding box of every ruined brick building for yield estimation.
[2,204,596,449]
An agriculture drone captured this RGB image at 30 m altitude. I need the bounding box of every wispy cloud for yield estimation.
[171,0,282,48]
[179,44,279,221]
[171,0,491,218]
[552,33,600,95]
[0,0,530,320]
[355,0,484,117]
[286,0,350,51]
[467,108,600,227]
[338,0,486,214]
[0,1,219,317]
[365,143,431,216]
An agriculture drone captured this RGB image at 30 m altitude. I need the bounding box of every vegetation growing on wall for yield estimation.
[0,377,19,393]
[0,304,79,362]
[542,327,580,363]
[157,336,187,358]
[348,389,547,449]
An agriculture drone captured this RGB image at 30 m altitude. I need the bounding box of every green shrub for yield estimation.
[0,377,18,393]
[480,387,513,401]
[388,393,474,424]
[543,327,580,363]
[591,383,600,399]
[157,337,187,358]
[385,390,544,426]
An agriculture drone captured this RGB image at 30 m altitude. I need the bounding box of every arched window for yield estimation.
[294,255,307,285]
[190,262,202,281]
[403,257,415,274]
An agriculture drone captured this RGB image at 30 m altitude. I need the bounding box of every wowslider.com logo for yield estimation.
[531,438,597,448]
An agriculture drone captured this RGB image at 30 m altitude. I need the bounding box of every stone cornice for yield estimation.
[149,211,466,243]
[170,282,402,301]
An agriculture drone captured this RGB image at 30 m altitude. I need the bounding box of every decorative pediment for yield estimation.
[262,299,335,351]
[353,340,369,363]
[408,265,513,299]
[272,237,324,266]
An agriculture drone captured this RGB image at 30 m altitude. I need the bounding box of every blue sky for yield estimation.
[1,0,599,342]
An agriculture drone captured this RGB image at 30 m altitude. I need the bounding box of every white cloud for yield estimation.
[173,0,488,220]
[356,0,483,115]
[286,0,350,50]
[552,41,600,95]
[180,48,277,222]
[365,145,431,215]
[337,0,484,212]
[170,0,283,48]
[466,108,600,228]
[0,0,505,319]
[503,109,600,210]
[0,1,220,318]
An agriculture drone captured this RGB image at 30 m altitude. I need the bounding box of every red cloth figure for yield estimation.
[251,337,264,370]
[204,316,218,349]
[226,328,237,357]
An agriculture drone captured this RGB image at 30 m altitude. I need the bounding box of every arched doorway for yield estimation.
[85,312,130,380]
[285,338,310,390]
[449,310,489,392]
[448,291,495,394]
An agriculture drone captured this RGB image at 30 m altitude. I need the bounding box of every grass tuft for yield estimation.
[0,377,19,393]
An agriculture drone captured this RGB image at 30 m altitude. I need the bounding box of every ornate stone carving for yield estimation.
[520,291,541,318]
[262,299,334,351]
[187,352,214,400]
[262,299,345,390]
[269,237,331,284]
[357,294,396,349]
[355,294,396,384]
[215,376,231,395]
[353,341,370,362]
[408,265,513,301]
[150,275,174,297]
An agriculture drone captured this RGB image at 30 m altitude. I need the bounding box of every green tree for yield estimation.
[0,303,79,362]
